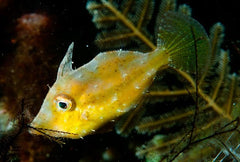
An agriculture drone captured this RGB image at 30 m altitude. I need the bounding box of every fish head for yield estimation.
[29,80,84,138]
[29,43,96,139]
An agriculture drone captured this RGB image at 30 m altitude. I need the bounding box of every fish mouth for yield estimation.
[27,124,79,142]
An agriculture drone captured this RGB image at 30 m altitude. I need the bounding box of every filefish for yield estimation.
[29,12,210,139]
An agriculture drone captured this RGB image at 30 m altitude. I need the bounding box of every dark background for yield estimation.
[1,0,240,67]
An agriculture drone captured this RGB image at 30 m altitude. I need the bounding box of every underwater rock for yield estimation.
[0,12,59,161]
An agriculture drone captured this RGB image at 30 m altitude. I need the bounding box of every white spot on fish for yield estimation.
[99,107,104,111]
[118,49,122,56]
[135,85,140,90]
[88,105,95,109]
[122,73,127,78]
[91,129,95,132]
[111,93,118,102]
[146,68,156,77]
[147,72,152,76]
[100,116,103,120]
[81,111,89,120]
[117,109,125,112]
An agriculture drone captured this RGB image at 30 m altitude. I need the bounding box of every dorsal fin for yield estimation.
[57,42,74,79]
[157,11,211,75]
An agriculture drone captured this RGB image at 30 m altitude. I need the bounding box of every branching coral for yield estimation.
[87,0,240,161]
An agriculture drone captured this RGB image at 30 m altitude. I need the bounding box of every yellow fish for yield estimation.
[29,12,210,139]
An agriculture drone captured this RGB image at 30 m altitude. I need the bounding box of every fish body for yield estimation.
[29,12,210,139]
[30,45,168,138]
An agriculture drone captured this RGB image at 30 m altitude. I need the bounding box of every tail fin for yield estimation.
[157,11,210,74]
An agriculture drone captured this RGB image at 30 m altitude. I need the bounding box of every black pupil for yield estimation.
[59,102,67,109]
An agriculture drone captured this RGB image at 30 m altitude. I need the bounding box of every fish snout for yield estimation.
[27,123,42,135]
[28,128,38,135]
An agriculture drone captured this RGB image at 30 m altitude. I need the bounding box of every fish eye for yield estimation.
[54,94,75,111]
[58,101,68,109]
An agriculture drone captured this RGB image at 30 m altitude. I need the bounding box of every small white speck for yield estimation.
[122,103,127,107]
[111,93,118,102]
[64,119,67,123]
[72,61,74,64]
[86,45,89,47]
[88,105,95,109]
[91,129,95,132]
[99,107,104,111]
[118,49,122,56]
[146,69,156,77]
[122,73,127,78]
[117,109,124,112]
[94,84,98,88]
[233,103,236,106]
[82,130,86,133]
[80,136,84,139]
[81,111,89,120]
[135,85,140,89]
[100,116,103,120]
[147,72,152,76]
[76,107,79,111]
[111,120,115,122]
